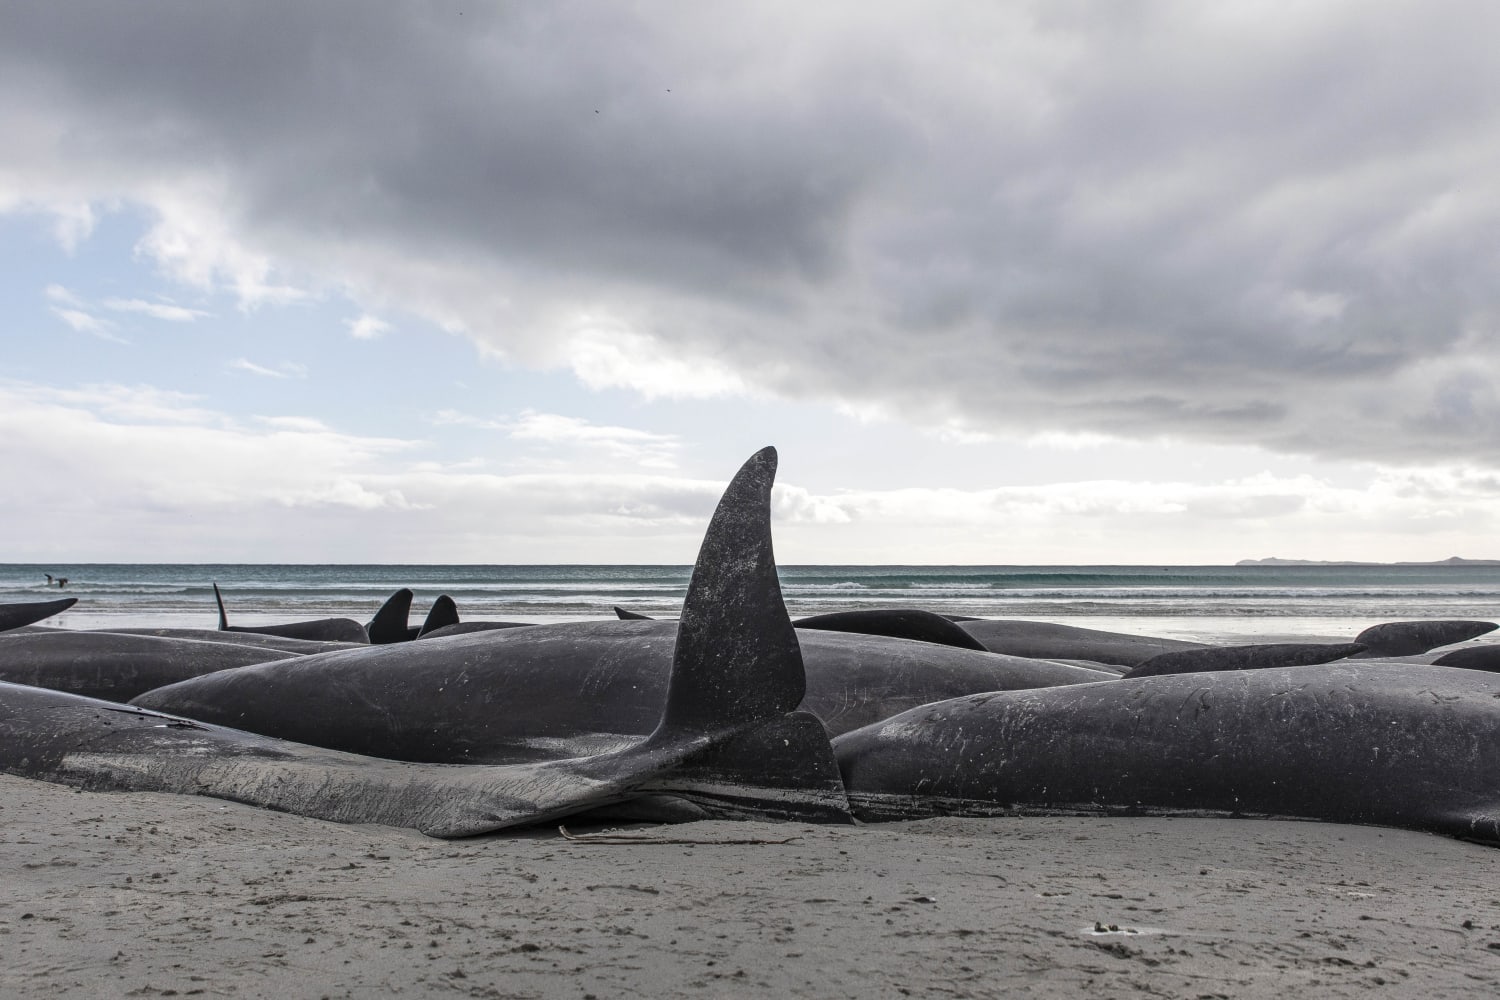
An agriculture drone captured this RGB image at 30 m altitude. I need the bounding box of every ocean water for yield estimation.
[5,562,1500,644]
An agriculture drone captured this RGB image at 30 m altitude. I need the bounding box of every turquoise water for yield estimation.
[5,562,1500,643]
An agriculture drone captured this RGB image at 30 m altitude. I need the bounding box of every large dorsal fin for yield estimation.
[650,446,802,741]
[367,588,415,644]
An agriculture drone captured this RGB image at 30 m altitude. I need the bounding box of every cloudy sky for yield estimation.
[3,1,1498,564]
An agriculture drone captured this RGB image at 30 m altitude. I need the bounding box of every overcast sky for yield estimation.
[3,1,1498,563]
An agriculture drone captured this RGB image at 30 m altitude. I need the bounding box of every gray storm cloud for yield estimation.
[4,0,1499,465]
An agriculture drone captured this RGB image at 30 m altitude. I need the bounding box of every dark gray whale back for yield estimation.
[793,609,987,651]
[1123,642,1367,678]
[214,583,369,643]
[1351,620,1497,657]
[834,662,1500,843]
[0,631,300,701]
[957,619,1204,666]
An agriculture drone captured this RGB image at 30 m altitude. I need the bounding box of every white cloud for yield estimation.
[132,183,310,308]
[257,415,333,433]
[51,307,126,343]
[426,409,509,431]
[428,407,682,469]
[44,283,81,305]
[562,322,753,401]
[103,297,210,322]
[344,314,391,339]
[230,358,308,379]
[505,411,680,468]
[49,202,95,253]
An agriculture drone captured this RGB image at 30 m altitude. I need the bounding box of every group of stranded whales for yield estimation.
[3,446,1500,845]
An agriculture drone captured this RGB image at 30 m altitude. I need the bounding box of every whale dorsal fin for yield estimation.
[367,588,415,644]
[418,595,459,637]
[650,446,802,741]
[213,582,230,631]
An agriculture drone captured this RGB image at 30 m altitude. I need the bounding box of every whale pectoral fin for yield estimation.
[0,597,78,632]
[586,712,852,825]
[614,606,654,620]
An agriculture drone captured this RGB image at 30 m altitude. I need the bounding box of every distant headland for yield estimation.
[1236,556,1500,567]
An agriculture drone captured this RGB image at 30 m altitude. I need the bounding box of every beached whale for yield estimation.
[132,621,1113,763]
[1349,620,1497,657]
[417,620,534,638]
[1432,645,1500,673]
[0,597,77,633]
[0,447,851,834]
[616,606,987,652]
[794,609,989,650]
[1122,642,1368,678]
[614,606,987,652]
[955,619,1205,667]
[0,631,303,700]
[833,662,1500,844]
[81,627,357,655]
[213,583,370,643]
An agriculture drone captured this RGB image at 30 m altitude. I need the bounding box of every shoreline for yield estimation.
[24,609,1416,648]
[4,773,1497,997]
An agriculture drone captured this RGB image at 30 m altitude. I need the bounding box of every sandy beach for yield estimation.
[4,773,1497,998]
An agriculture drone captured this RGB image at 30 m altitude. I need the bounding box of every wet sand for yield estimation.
[4,773,1497,998]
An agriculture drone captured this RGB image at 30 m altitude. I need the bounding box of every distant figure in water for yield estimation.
[44,574,53,585]
[44,574,68,588]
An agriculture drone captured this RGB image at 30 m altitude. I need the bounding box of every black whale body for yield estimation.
[833,662,1500,843]
[1433,645,1500,672]
[0,631,301,700]
[1351,620,1497,657]
[791,610,987,650]
[85,627,359,655]
[955,619,1205,666]
[1122,642,1368,678]
[614,606,988,652]
[213,583,369,643]
[131,623,1112,763]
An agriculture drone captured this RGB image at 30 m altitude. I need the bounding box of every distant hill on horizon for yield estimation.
[1236,556,1500,567]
